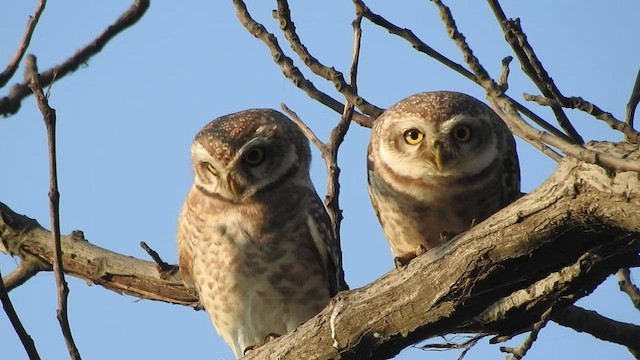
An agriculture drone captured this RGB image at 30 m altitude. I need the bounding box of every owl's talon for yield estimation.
[394,253,415,268]
[243,345,258,356]
[264,333,281,343]
[440,231,458,242]
[415,244,427,256]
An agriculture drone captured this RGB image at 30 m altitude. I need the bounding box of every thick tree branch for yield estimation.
[0,0,150,117]
[553,305,640,357]
[1,142,639,358]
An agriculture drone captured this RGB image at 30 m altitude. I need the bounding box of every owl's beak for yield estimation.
[225,175,245,201]
[432,143,444,171]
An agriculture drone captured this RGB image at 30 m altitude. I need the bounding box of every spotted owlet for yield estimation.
[367,91,520,266]
[177,109,348,358]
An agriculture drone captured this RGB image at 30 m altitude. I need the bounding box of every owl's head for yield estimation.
[190,109,311,202]
[369,91,509,181]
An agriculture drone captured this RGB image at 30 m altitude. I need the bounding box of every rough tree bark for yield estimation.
[2,141,639,358]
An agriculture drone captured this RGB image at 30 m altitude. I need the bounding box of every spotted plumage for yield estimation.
[177,109,347,358]
[367,91,520,265]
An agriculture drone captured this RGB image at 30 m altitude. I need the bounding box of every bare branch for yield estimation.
[432,0,640,173]
[274,0,383,118]
[0,201,199,306]
[552,305,640,357]
[487,0,583,144]
[0,0,47,88]
[617,268,640,310]
[2,258,48,291]
[26,54,81,360]
[0,0,150,117]
[232,0,373,127]
[500,306,554,360]
[626,66,640,140]
[0,267,41,360]
[352,0,572,144]
[523,94,640,143]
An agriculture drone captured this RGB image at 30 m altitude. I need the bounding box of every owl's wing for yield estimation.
[306,189,349,296]
[176,192,196,289]
[501,124,522,205]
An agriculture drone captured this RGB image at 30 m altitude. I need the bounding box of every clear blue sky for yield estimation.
[1,1,639,359]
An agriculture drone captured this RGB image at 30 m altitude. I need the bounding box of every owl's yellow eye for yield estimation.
[452,125,472,143]
[206,163,218,175]
[403,129,424,145]
[243,147,265,166]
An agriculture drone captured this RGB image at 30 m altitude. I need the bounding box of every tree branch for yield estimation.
[487,0,583,144]
[0,0,47,88]
[0,0,150,117]
[552,305,640,357]
[0,267,41,360]
[232,0,373,127]
[617,268,640,310]
[1,142,639,358]
[523,94,640,143]
[432,0,640,173]
[26,54,81,360]
[274,0,383,118]
[626,66,640,141]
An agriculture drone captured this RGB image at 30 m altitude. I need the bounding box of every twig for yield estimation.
[0,267,41,360]
[273,0,383,119]
[352,0,572,144]
[418,335,485,360]
[552,305,640,357]
[498,56,512,92]
[524,94,640,143]
[140,241,178,279]
[26,55,81,360]
[617,268,640,310]
[0,0,47,88]
[500,306,554,360]
[432,0,640,173]
[487,0,583,145]
[232,0,373,127]
[625,66,640,141]
[0,0,150,117]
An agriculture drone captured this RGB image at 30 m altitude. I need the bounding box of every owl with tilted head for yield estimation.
[367,91,520,266]
[177,109,347,358]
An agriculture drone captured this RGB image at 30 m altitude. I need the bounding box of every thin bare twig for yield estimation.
[0,0,47,88]
[500,306,554,359]
[274,0,382,119]
[418,335,486,360]
[140,241,178,279]
[0,267,41,360]
[232,0,373,127]
[432,0,640,173]
[617,268,640,310]
[487,0,583,145]
[524,94,640,143]
[497,56,512,92]
[351,0,572,145]
[0,0,150,117]
[26,55,81,360]
[625,66,640,141]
